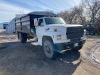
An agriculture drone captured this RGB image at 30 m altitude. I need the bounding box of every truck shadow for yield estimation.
[0,41,81,75]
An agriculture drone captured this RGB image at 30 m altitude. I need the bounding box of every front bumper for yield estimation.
[53,40,86,53]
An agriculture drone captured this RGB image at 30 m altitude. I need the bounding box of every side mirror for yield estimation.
[34,19,38,27]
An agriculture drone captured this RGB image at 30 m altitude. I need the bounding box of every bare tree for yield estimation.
[82,0,100,24]
[70,5,86,24]
[59,5,86,25]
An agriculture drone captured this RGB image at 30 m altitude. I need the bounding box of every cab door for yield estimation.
[36,18,45,43]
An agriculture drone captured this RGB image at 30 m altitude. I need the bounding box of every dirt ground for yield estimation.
[0,31,100,75]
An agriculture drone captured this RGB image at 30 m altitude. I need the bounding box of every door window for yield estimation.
[38,19,44,26]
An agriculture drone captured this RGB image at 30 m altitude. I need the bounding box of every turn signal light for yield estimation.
[54,29,57,32]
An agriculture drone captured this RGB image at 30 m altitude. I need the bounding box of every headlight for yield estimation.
[84,29,86,35]
[57,35,61,40]
[81,29,86,40]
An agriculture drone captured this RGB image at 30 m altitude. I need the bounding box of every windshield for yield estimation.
[45,17,66,25]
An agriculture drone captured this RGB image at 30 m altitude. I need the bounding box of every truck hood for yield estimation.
[46,24,83,27]
[45,24,83,34]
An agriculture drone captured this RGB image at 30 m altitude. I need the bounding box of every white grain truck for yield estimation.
[16,12,86,59]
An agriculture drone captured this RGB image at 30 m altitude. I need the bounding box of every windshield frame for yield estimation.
[44,17,66,25]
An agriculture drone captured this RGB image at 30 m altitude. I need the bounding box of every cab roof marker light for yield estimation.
[54,29,57,32]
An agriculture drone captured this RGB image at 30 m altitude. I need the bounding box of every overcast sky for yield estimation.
[0,0,81,23]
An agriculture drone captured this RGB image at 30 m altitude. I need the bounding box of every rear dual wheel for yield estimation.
[19,33,27,43]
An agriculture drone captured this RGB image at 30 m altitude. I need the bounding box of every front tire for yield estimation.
[43,39,56,59]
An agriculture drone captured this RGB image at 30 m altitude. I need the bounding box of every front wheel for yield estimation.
[43,39,56,59]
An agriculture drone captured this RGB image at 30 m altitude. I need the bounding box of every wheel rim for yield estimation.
[43,40,54,58]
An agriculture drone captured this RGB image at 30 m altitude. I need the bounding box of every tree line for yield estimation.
[58,0,100,26]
